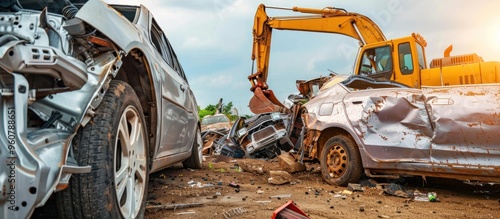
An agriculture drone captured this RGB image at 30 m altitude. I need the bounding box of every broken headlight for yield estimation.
[271,112,281,121]
[236,127,248,138]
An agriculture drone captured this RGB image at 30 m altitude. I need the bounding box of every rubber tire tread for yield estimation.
[320,135,363,186]
[182,129,203,169]
[56,80,148,219]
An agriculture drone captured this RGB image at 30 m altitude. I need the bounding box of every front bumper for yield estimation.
[245,125,290,155]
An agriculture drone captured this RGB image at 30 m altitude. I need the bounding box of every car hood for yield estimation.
[76,0,143,52]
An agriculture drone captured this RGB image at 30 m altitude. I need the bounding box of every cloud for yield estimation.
[103,0,500,115]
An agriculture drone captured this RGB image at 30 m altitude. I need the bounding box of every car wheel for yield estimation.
[56,80,149,219]
[183,129,203,169]
[320,135,362,186]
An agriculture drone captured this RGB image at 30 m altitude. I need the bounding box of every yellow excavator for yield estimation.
[248,4,500,114]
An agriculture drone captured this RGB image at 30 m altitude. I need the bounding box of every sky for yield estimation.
[103,0,500,116]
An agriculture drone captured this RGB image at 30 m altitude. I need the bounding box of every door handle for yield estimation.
[352,101,362,105]
[180,84,186,92]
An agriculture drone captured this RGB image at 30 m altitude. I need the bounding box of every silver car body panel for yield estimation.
[0,0,199,217]
[304,76,500,182]
[76,0,143,53]
[77,0,198,163]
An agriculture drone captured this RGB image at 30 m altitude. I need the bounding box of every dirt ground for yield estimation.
[145,156,500,219]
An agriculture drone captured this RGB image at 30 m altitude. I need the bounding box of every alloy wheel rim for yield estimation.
[114,106,147,218]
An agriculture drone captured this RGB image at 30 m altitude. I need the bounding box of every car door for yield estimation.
[424,85,500,167]
[149,18,191,157]
[167,43,198,153]
[344,88,432,162]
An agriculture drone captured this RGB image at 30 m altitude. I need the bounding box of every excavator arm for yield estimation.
[248,4,386,114]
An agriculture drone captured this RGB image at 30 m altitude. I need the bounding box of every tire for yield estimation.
[320,135,362,186]
[56,81,149,219]
[182,129,203,169]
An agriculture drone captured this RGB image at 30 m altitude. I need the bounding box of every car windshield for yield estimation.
[202,115,229,125]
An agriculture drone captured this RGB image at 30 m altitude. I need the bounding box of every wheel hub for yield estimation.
[326,145,348,178]
[114,106,147,218]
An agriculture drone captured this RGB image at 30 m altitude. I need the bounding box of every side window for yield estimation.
[398,43,414,74]
[178,63,188,82]
[416,43,426,69]
[150,25,163,56]
[160,33,174,67]
[151,19,174,67]
[113,7,138,23]
[358,46,392,76]
[165,39,188,81]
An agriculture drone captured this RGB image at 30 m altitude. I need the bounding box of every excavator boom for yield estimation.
[248,4,386,114]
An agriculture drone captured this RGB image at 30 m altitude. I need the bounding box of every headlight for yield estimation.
[236,127,248,138]
[271,112,281,121]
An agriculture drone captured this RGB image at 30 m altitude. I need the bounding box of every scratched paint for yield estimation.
[303,76,500,182]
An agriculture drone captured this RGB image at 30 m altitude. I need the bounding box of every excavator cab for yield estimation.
[357,44,393,80]
[355,35,426,88]
[247,3,499,114]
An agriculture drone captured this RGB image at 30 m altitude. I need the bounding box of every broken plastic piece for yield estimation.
[271,200,310,219]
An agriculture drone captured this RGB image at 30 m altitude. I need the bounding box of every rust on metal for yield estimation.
[249,87,287,114]
[462,91,486,96]
[301,76,500,182]
[202,133,219,154]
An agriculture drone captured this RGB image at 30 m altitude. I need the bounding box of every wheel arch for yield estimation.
[316,126,364,163]
[317,126,365,186]
[114,48,158,159]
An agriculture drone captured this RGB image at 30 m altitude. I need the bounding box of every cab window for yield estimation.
[416,43,426,69]
[398,43,414,74]
[358,46,392,76]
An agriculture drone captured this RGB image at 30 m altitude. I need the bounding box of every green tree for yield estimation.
[199,101,255,121]
[223,101,233,115]
[198,104,216,120]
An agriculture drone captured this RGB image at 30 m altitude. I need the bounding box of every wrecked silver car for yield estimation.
[301,75,500,186]
[218,112,294,159]
[0,0,202,218]
[201,114,231,154]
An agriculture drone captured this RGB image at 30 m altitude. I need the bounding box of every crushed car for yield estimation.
[0,0,202,218]
[201,113,232,154]
[300,75,500,186]
[216,76,334,159]
[217,112,294,159]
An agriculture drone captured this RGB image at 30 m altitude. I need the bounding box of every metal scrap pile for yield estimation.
[201,114,232,154]
[215,112,294,159]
